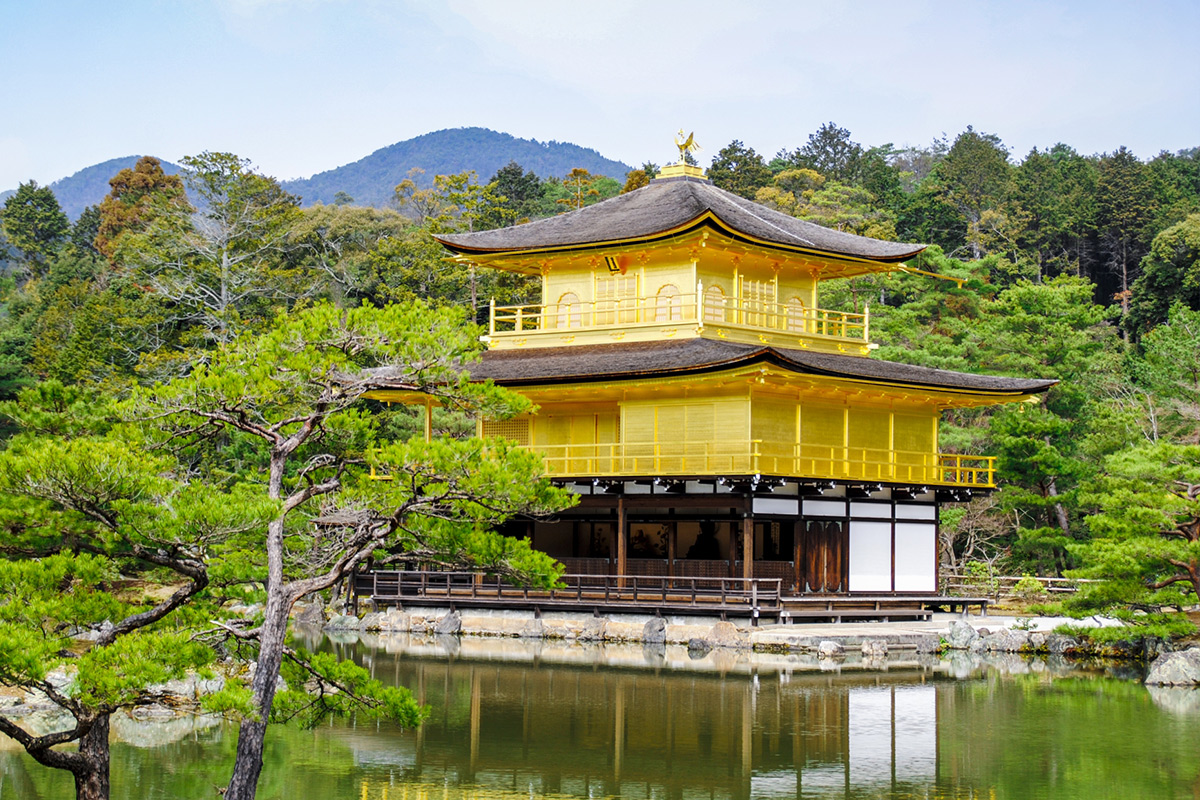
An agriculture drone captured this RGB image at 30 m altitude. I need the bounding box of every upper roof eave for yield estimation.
[436,212,925,266]
[433,178,926,265]
[364,339,1058,398]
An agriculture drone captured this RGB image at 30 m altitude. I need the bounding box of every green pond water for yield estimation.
[4,633,1200,800]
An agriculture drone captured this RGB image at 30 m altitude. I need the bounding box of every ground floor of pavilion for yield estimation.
[503,477,965,597]
[353,477,990,623]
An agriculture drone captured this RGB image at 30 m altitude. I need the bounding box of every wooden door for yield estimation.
[796,520,848,593]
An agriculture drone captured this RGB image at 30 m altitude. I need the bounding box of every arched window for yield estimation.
[704,284,726,322]
[655,284,682,322]
[553,292,582,329]
[785,296,807,332]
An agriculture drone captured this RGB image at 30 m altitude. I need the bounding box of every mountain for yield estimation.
[282,128,633,207]
[2,129,632,219]
[43,157,182,220]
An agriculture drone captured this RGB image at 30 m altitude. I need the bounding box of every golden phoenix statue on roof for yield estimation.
[674,130,702,163]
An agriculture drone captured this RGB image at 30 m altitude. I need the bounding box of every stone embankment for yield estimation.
[305,603,945,656]
[939,618,1183,662]
[301,602,1194,672]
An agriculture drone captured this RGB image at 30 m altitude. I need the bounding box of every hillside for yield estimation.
[282,128,632,207]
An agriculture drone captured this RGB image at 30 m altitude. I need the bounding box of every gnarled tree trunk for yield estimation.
[73,714,111,800]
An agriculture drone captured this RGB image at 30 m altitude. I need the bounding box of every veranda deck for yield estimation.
[352,571,989,625]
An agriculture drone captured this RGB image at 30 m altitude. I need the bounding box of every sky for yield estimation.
[2,0,1198,190]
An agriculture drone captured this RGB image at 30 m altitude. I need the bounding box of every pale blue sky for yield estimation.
[2,0,1197,189]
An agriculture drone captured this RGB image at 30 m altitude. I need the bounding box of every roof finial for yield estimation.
[674,130,702,165]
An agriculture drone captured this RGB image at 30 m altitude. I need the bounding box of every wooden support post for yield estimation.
[424,399,433,443]
[742,514,754,582]
[616,497,627,589]
[667,521,676,582]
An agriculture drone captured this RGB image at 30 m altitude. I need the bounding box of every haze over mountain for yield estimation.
[2,128,633,220]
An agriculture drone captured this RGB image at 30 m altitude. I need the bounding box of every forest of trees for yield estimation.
[0,122,1198,795]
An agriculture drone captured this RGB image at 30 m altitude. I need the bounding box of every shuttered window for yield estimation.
[481,418,530,445]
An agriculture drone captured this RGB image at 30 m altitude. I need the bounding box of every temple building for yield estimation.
[366,159,1054,599]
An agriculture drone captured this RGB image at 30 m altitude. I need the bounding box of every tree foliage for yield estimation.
[777,122,865,184]
[115,152,305,345]
[707,140,772,199]
[0,383,264,799]
[0,298,574,798]
[0,181,70,274]
[122,300,572,799]
[1127,213,1200,333]
[1069,443,1200,629]
[94,156,188,261]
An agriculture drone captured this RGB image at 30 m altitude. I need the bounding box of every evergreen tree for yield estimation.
[1127,213,1200,334]
[707,141,772,199]
[0,383,258,800]
[1069,442,1200,634]
[0,181,69,275]
[1097,146,1155,320]
[936,127,1014,259]
[116,152,304,346]
[70,205,102,256]
[95,156,188,261]
[121,301,571,799]
[485,161,542,224]
[783,121,865,184]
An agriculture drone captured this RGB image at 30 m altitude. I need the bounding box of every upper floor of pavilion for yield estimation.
[434,165,930,355]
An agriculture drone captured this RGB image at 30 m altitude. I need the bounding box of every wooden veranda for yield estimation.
[352,569,988,624]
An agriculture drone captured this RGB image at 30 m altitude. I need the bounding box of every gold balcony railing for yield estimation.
[528,440,994,488]
[488,291,868,342]
[368,441,995,487]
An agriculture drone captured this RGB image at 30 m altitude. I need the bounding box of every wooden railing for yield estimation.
[488,289,868,343]
[532,440,995,487]
[354,570,783,616]
[941,571,1096,599]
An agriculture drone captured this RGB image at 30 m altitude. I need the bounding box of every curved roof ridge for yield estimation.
[704,184,819,248]
[434,179,924,263]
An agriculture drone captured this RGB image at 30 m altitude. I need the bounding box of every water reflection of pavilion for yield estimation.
[346,646,940,800]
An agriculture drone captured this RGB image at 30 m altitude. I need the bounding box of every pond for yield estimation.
[4,633,1200,799]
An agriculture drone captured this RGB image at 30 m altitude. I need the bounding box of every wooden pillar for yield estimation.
[616,497,627,588]
[424,399,433,443]
[742,514,754,581]
[667,521,677,581]
[794,529,804,596]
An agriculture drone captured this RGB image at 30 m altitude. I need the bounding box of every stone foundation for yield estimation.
[322,604,942,654]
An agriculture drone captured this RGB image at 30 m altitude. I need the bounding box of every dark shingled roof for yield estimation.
[435,176,925,263]
[369,339,1056,396]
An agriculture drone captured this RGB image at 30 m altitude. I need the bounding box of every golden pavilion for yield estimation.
[367,160,1054,599]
